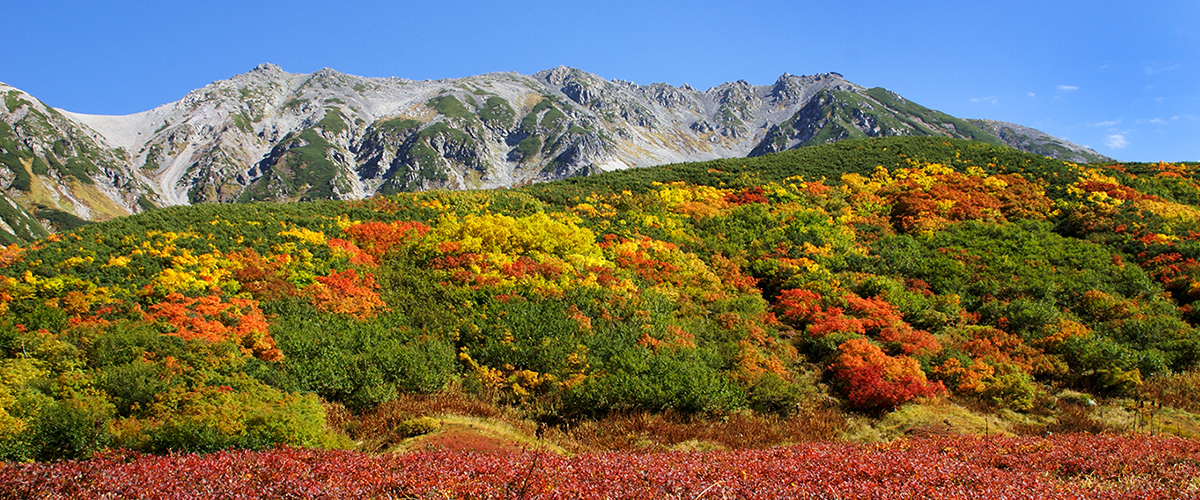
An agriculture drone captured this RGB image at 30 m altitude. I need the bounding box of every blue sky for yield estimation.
[6,0,1198,162]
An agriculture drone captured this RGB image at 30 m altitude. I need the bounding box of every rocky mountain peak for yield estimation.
[0,65,1114,243]
[252,63,284,74]
[535,66,595,87]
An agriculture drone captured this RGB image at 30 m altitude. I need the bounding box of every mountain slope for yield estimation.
[967,119,1110,163]
[1,66,1112,242]
[0,85,156,240]
[0,137,1197,461]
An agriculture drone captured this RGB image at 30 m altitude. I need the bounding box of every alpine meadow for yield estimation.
[3,133,1200,496]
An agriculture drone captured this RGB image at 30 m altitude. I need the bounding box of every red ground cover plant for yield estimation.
[2,435,1197,499]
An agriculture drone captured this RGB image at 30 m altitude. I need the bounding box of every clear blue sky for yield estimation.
[6,0,1198,162]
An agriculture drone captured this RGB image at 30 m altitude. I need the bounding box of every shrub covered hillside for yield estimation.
[2,136,1199,460]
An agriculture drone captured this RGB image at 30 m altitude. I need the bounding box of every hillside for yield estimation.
[1,66,1109,243]
[0,136,1195,461]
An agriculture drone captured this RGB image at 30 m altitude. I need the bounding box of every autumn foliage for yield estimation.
[304,268,387,319]
[4,136,1200,463]
[144,292,281,362]
[832,338,945,411]
[5,435,1199,499]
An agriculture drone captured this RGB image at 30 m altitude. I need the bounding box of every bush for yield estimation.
[747,372,816,415]
[562,348,745,416]
[28,395,114,461]
[139,383,339,454]
[832,338,944,413]
[395,416,442,438]
[981,366,1039,411]
[1139,370,1200,412]
[269,310,456,411]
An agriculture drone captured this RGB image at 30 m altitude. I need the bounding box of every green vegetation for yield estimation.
[282,98,309,111]
[142,144,162,171]
[242,128,342,201]
[520,98,558,133]
[479,97,515,128]
[32,205,91,232]
[316,108,348,135]
[861,88,1004,146]
[427,95,472,121]
[3,91,35,113]
[0,192,47,244]
[514,136,541,162]
[3,136,1200,461]
[0,122,34,192]
[136,195,157,212]
[231,112,253,134]
[373,117,420,135]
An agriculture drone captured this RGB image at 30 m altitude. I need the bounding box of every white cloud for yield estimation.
[1105,134,1128,149]
[1088,120,1121,127]
[1057,85,1079,92]
[1150,118,1165,124]
[1027,92,1036,98]
[970,96,998,104]
[1144,62,1180,75]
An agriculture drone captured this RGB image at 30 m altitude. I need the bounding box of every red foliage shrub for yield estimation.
[776,290,941,357]
[775,289,823,326]
[725,186,770,205]
[832,338,944,412]
[882,171,1053,233]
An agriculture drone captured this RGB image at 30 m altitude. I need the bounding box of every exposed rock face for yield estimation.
[0,65,1110,241]
[967,119,1112,164]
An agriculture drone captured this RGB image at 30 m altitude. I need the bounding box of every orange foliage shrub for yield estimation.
[228,249,298,301]
[0,244,24,268]
[341,221,430,265]
[144,292,282,361]
[933,358,996,394]
[731,340,791,384]
[710,254,760,293]
[327,238,376,267]
[775,289,824,326]
[725,187,770,205]
[882,171,1053,233]
[963,327,1062,377]
[843,295,941,357]
[304,269,387,320]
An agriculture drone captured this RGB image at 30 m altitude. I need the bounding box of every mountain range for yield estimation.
[0,64,1110,243]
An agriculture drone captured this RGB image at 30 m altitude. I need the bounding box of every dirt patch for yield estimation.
[398,421,541,454]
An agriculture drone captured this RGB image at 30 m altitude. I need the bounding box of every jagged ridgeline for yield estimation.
[1,66,1111,244]
[2,137,1198,461]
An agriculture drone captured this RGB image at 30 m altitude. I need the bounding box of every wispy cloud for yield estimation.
[1105,134,1128,149]
[970,96,998,104]
[1027,92,1036,98]
[1144,62,1180,75]
[1057,85,1079,92]
[1087,120,1121,127]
